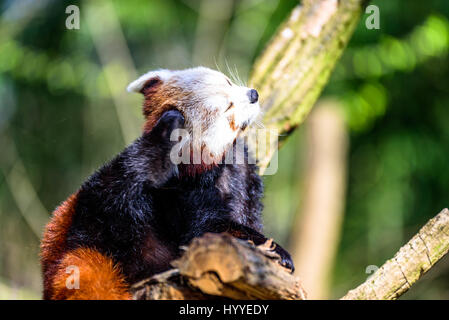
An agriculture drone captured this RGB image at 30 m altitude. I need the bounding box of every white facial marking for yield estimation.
[128,66,260,158]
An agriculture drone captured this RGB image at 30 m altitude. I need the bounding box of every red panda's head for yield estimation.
[127,67,260,166]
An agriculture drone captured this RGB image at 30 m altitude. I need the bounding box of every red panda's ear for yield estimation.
[139,77,162,95]
[127,69,171,94]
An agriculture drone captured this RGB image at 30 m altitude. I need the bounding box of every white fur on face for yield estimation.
[128,66,260,158]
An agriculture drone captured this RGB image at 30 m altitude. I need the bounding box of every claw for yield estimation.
[256,239,280,259]
[256,238,275,251]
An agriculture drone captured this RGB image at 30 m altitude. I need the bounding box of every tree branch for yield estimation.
[133,210,449,300]
[249,0,364,173]
[132,233,307,300]
[341,208,449,300]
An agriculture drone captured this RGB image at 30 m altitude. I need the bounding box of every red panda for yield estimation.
[40,67,293,300]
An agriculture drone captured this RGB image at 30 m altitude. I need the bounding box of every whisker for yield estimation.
[214,57,223,74]
[252,122,263,129]
[224,59,232,79]
[233,64,246,86]
[225,59,239,85]
[254,120,265,129]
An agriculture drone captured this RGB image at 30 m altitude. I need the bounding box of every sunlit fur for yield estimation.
[128,67,260,160]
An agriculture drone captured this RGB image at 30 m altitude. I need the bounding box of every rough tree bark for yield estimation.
[341,209,449,300]
[132,234,307,300]
[132,209,449,300]
[132,0,449,300]
[250,0,363,173]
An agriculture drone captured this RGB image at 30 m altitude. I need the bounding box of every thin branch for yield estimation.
[341,209,449,300]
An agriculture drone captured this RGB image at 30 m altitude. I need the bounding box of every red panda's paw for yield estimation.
[272,243,295,273]
[256,239,295,273]
[143,109,186,186]
[151,109,185,142]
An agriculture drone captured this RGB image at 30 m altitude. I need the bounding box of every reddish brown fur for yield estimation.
[228,114,238,131]
[142,78,227,176]
[179,163,217,176]
[141,232,177,273]
[41,193,131,300]
[40,192,79,299]
[178,144,225,176]
[50,248,131,300]
[142,78,190,133]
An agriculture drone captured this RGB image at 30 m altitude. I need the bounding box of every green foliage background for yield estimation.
[0,0,448,299]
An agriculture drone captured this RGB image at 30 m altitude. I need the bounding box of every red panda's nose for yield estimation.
[247,89,259,104]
